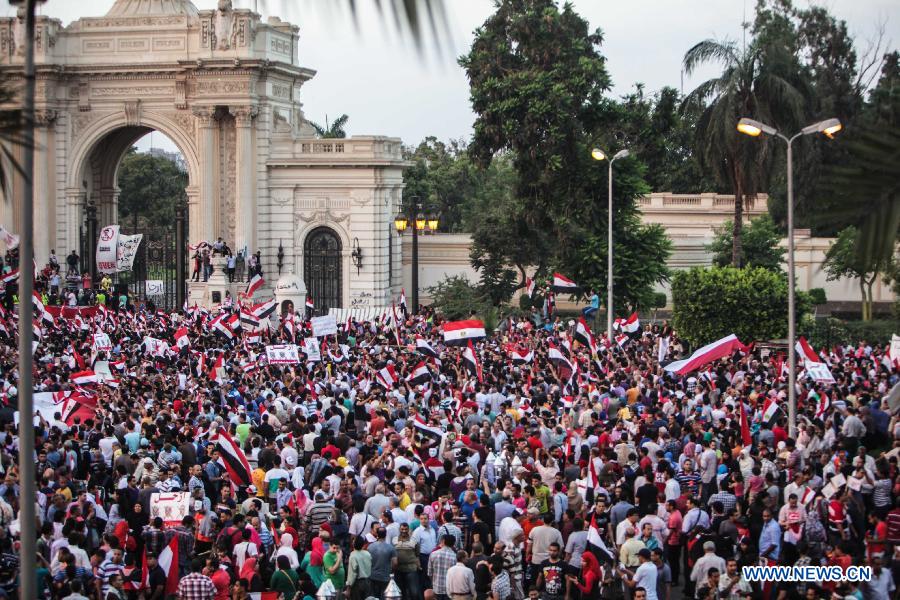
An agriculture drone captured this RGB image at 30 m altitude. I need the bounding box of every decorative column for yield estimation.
[98,186,118,228]
[175,197,187,309]
[33,109,57,266]
[64,188,85,258]
[85,200,98,282]
[232,105,257,258]
[192,107,217,244]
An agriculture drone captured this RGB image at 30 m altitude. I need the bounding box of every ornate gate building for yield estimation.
[0,0,406,310]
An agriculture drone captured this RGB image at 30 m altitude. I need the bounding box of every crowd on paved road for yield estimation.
[0,271,899,600]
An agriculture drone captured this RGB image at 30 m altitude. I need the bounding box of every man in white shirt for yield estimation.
[232,528,258,570]
[691,542,726,590]
[623,549,659,600]
[445,551,476,598]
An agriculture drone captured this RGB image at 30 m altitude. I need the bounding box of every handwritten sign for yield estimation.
[311,314,338,337]
[806,362,835,383]
[146,280,165,296]
[93,332,112,352]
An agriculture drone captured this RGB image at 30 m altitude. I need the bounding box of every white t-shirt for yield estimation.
[233,540,258,569]
[634,561,659,600]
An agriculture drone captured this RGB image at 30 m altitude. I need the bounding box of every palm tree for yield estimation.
[310,114,350,139]
[682,39,805,266]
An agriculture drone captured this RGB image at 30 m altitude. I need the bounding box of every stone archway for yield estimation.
[0,0,407,308]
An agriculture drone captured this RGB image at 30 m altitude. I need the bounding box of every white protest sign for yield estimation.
[92,332,112,352]
[96,225,120,274]
[891,334,900,363]
[143,336,170,357]
[0,225,19,250]
[146,280,165,296]
[302,337,321,362]
[806,362,836,383]
[266,344,301,365]
[311,314,338,337]
[149,492,191,527]
[116,233,143,272]
[94,360,114,383]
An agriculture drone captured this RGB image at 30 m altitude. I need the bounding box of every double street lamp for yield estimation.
[394,196,438,314]
[591,147,631,343]
[737,116,842,437]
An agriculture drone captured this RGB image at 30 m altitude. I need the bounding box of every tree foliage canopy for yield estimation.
[117,148,187,231]
[672,266,810,347]
[708,214,785,270]
[458,0,671,312]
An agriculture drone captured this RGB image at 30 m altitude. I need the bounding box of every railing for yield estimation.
[637,193,768,212]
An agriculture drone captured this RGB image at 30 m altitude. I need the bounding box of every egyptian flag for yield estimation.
[762,396,784,428]
[252,299,277,319]
[142,535,179,595]
[69,343,87,370]
[413,419,443,448]
[208,354,224,383]
[510,347,533,364]
[240,307,261,329]
[815,393,830,420]
[416,335,439,359]
[71,370,98,385]
[462,340,483,383]
[525,277,536,298]
[0,269,18,284]
[59,394,98,426]
[406,361,431,386]
[574,318,598,357]
[245,274,264,297]
[195,352,206,378]
[33,292,54,326]
[739,401,752,446]
[796,336,820,364]
[548,343,574,382]
[376,364,398,389]
[213,428,253,487]
[587,513,616,564]
[663,334,748,375]
[614,312,640,334]
[442,320,486,346]
[174,327,190,350]
[551,273,579,293]
[305,296,314,311]
[212,315,235,340]
[615,333,630,348]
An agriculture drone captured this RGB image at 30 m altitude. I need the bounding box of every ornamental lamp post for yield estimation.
[737,116,842,438]
[591,147,631,344]
[394,196,438,315]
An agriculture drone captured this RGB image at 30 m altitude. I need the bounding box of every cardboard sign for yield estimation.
[806,362,835,383]
[302,337,321,362]
[266,344,301,365]
[311,314,338,337]
[149,492,191,528]
[116,233,143,272]
[93,332,112,352]
[145,280,165,296]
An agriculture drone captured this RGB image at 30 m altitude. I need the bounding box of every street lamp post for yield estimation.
[394,197,438,315]
[591,147,631,343]
[737,116,842,437]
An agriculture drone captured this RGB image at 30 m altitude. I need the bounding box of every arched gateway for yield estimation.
[0,0,405,309]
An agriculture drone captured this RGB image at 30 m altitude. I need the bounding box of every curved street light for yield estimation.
[737,117,842,437]
[591,147,631,343]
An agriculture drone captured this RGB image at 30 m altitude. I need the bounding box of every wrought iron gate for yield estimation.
[303,226,342,314]
[121,226,181,311]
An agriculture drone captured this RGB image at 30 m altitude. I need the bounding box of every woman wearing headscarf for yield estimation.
[238,556,263,593]
[275,532,300,569]
[567,551,602,599]
[299,536,326,587]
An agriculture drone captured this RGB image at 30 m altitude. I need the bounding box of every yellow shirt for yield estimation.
[252,468,266,497]
[398,492,411,510]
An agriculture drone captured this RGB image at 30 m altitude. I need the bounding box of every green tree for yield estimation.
[460,0,671,310]
[672,266,809,347]
[823,227,895,322]
[310,114,349,139]
[427,275,491,321]
[117,148,187,231]
[707,214,785,270]
[682,37,805,266]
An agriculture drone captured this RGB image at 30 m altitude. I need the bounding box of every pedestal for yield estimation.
[187,256,242,308]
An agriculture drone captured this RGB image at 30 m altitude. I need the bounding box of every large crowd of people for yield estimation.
[0,269,898,600]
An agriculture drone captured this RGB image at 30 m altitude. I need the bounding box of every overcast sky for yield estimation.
[17,0,899,153]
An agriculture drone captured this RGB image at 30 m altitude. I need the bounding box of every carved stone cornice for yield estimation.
[34,109,58,126]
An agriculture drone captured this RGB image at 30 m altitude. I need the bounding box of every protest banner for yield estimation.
[311,314,338,337]
[149,492,190,527]
[266,344,301,364]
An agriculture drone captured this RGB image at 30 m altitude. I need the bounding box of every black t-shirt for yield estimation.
[147,564,166,596]
[470,520,493,549]
[539,558,569,600]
